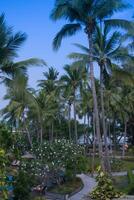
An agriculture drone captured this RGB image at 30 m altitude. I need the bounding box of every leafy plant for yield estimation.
[126,170,134,195]
[13,170,35,200]
[110,158,124,172]
[21,140,87,179]
[0,149,8,200]
[0,124,13,150]
[90,166,122,200]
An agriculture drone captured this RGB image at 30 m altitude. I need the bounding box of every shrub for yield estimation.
[0,149,9,200]
[90,166,122,200]
[126,170,134,195]
[0,124,13,150]
[21,140,87,179]
[110,158,123,172]
[13,170,35,200]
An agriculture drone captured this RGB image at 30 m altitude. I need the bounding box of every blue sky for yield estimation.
[0,0,133,108]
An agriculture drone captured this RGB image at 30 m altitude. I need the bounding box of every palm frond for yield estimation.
[73,43,89,53]
[105,31,121,54]
[105,19,133,31]
[68,52,88,61]
[53,23,81,50]
[95,0,131,19]
[13,58,47,68]
[6,32,27,57]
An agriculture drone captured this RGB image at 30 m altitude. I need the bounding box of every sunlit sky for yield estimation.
[0,0,133,108]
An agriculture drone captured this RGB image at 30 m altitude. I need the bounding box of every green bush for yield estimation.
[0,124,13,150]
[21,140,87,179]
[0,149,9,200]
[126,170,134,195]
[128,146,134,155]
[90,166,122,200]
[110,158,124,172]
[14,170,35,200]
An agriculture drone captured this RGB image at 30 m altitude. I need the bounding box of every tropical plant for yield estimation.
[51,0,132,169]
[90,166,122,200]
[60,64,83,143]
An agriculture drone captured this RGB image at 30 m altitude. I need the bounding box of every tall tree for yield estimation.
[60,64,82,143]
[51,0,131,169]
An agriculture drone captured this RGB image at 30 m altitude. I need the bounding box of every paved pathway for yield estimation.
[69,174,97,200]
[46,170,134,200]
[92,170,134,177]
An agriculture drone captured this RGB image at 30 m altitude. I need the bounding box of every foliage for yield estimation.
[0,149,8,199]
[90,166,122,200]
[126,170,134,195]
[0,124,13,150]
[110,158,124,172]
[21,140,87,179]
[49,177,82,194]
[13,170,35,200]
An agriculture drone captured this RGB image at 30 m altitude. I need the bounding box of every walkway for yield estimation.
[46,171,134,200]
[69,174,97,200]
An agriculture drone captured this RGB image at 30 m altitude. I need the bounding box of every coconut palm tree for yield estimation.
[2,73,36,148]
[38,67,59,93]
[68,23,133,171]
[60,64,83,143]
[38,67,60,142]
[0,13,46,83]
[51,0,132,167]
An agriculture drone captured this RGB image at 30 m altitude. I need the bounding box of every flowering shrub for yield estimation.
[21,140,87,178]
[90,166,122,200]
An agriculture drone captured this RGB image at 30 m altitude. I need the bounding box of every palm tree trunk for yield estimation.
[51,122,54,142]
[122,120,127,158]
[84,115,86,144]
[73,91,78,144]
[108,120,113,154]
[87,31,104,169]
[100,67,111,172]
[92,112,96,176]
[68,102,72,141]
[25,126,33,148]
[40,118,43,144]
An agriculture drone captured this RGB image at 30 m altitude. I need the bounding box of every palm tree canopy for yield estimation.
[51,0,132,50]
[0,14,27,63]
[68,24,132,78]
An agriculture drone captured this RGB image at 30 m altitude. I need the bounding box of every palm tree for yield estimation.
[0,14,46,82]
[50,0,132,167]
[68,24,133,171]
[60,64,82,143]
[38,67,60,142]
[0,14,26,63]
[2,73,36,148]
[38,67,59,93]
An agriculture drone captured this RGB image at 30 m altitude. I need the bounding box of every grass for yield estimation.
[121,160,134,171]
[87,156,134,172]
[113,172,134,195]
[113,176,129,193]
[48,177,83,195]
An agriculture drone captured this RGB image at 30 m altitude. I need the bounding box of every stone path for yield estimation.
[69,174,97,200]
[46,170,134,200]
